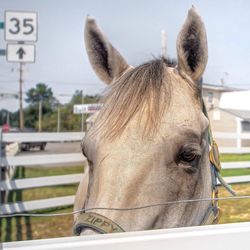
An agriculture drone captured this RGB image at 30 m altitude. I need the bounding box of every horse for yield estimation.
[73,7,225,235]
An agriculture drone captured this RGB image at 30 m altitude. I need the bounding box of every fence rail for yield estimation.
[1,153,85,168]
[1,195,75,214]
[221,161,250,169]
[213,131,250,153]
[0,132,85,215]
[3,222,250,250]
[2,132,85,142]
[0,173,82,191]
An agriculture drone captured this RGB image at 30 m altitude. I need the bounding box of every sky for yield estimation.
[1,0,250,111]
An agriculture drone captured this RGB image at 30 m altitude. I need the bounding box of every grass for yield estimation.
[221,168,250,177]
[220,153,250,177]
[218,184,250,224]
[1,154,250,242]
[1,165,83,242]
[24,165,84,178]
[220,153,250,162]
[0,206,74,242]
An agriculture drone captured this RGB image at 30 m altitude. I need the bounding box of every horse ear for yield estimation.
[85,17,130,84]
[176,7,208,82]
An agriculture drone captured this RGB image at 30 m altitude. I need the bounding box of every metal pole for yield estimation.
[161,29,167,59]
[38,100,42,132]
[19,62,24,130]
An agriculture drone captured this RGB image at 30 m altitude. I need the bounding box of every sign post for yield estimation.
[4,11,38,130]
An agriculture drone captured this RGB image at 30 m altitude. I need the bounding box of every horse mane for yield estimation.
[92,58,195,140]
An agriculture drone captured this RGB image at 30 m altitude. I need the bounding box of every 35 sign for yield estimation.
[5,11,38,42]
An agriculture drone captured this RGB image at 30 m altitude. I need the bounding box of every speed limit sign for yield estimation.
[5,11,38,42]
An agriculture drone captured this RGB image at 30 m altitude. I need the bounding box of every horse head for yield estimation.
[74,7,217,235]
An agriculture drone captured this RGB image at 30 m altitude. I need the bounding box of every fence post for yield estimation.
[0,128,2,204]
[0,128,3,203]
[236,118,242,150]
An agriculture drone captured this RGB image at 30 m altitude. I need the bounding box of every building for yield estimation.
[202,84,250,148]
[202,83,238,111]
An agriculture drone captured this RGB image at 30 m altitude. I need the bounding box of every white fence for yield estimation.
[214,131,250,153]
[0,132,86,214]
[0,131,250,214]
[1,131,250,248]
[2,222,250,250]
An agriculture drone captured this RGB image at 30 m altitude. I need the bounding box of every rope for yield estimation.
[1,195,250,218]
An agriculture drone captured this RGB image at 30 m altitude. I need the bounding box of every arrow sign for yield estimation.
[16,47,26,59]
[7,43,35,63]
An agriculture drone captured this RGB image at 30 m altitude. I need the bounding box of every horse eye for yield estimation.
[179,151,197,163]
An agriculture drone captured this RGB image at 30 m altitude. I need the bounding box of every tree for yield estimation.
[42,91,100,132]
[25,83,56,108]
[25,83,57,129]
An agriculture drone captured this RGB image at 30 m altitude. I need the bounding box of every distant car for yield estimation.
[2,123,10,132]
[20,141,46,151]
[13,127,47,152]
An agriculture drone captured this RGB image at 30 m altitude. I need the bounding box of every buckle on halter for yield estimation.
[209,140,221,172]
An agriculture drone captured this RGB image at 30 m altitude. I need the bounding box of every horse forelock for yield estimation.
[91,58,199,140]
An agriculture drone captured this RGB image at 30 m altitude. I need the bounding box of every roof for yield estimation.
[202,83,240,92]
[215,108,250,121]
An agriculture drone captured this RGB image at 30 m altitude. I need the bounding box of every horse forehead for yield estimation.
[165,90,201,126]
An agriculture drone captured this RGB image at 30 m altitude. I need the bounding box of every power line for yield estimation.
[1,195,250,218]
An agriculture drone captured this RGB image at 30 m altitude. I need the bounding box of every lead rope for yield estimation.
[201,98,236,224]
[208,124,236,196]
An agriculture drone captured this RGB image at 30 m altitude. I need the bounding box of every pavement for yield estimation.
[18,142,82,156]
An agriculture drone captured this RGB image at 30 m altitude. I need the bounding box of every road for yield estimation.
[18,142,82,156]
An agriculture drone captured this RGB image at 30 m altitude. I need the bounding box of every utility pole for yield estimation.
[6,111,10,125]
[57,104,60,132]
[19,62,24,130]
[38,100,42,132]
[161,29,167,59]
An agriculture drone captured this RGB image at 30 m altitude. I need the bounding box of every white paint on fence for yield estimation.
[213,132,250,139]
[222,161,250,169]
[219,147,250,154]
[2,132,85,143]
[224,175,250,184]
[0,195,75,215]
[1,174,250,214]
[3,222,250,250]
[0,173,82,191]
[1,153,86,167]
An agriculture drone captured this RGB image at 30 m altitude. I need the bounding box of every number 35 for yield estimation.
[9,18,34,35]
